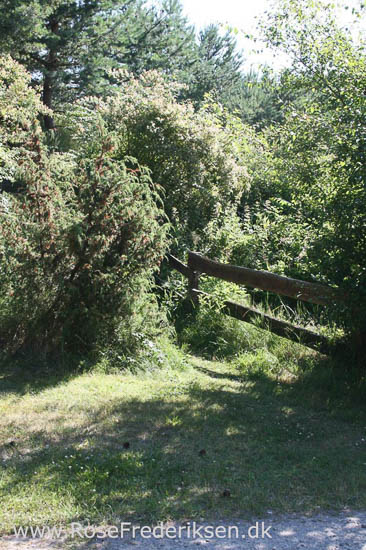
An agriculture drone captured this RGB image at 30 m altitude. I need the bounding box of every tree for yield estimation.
[182,24,244,106]
[0,56,169,357]
[225,70,285,128]
[237,0,366,350]
[0,55,49,193]
[102,72,250,250]
[121,0,196,77]
[60,70,251,254]
[0,0,195,129]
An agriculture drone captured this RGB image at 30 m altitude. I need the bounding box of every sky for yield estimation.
[180,0,276,70]
[179,0,365,71]
[180,0,269,35]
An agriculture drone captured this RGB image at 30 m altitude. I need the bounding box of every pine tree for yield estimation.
[120,0,196,77]
[0,0,195,129]
[227,71,285,128]
[182,24,244,106]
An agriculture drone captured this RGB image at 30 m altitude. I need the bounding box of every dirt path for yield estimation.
[1,511,366,550]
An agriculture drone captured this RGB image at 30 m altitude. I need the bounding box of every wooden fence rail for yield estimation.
[187,252,345,307]
[167,252,339,354]
[191,289,330,354]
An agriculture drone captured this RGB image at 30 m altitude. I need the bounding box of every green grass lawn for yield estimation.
[0,353,366,534]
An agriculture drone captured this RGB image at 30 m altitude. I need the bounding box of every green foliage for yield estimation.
[235,349,279,378]
[95,335,188,374]
[0,56,48,191]
[231,0,366,338]
[175,277,322,362]
[62,71,250,252]
[125,0,196,77]
[179,308,253,360]
[224,70,286,129]
[262,1,365,284]
[0,0,196,127]
[177,24,284,129]
[175,276,260,359]
[1,0,365,363]
[181,24,243,106]
[0,57,169,358]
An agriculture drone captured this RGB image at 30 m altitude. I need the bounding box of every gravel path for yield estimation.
[1,512,366,550]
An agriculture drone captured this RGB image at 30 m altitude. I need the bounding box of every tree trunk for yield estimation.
[42,18,59,130]
[43,73,55,130]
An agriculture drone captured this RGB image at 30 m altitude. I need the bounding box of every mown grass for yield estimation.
[0,341,365,536]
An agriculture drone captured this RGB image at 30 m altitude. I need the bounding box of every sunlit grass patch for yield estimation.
[0,352,365,535]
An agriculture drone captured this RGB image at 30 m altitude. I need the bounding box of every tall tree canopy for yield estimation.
[0,0,195,128]
[183,24,244,105]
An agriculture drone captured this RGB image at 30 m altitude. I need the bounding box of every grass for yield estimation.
[1,343,366,536]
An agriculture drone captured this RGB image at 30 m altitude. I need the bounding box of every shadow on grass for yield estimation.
[193,364,243,382]
[0,356,88,396]
[205,358,366,421]
[1,358,366,534]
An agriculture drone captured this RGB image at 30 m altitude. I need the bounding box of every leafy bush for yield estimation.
[96,335,189,375]
[226,1,366,345]
[179,307,255,359]
[0,58,169,359]
[62,72,251,253]
[176,279,261,359]
[0,55,48,192]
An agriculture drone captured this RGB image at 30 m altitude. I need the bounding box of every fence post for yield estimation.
[187,269,200,310]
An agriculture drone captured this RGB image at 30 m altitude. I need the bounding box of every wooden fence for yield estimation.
[167,252,347,355]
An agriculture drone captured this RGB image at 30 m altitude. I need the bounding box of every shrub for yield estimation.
[62,71,251,253]
[235,349,279,378]
[249,0,366,341]
[0,55,48,192]
[176,280,260,359]
[0,58,169,359]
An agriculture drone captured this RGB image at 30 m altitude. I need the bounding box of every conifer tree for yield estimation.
[0,0,195,128]
[183,24,244,105]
